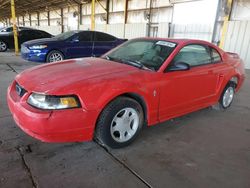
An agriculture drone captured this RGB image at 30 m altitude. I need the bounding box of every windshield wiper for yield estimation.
[104,56,153,71]
[105,55,110,60]
[121,59,153,71]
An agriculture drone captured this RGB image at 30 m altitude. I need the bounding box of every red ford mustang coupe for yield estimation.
[7,38,245,148]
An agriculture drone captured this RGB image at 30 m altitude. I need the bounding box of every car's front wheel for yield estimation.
[219,82,235,109]
[46,50,64,63]
[95,97,144,148]
[0,41,7,52]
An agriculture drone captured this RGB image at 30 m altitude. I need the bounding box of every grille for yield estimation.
[15,83,27,97]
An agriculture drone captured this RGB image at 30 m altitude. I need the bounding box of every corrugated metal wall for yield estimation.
[223,21,250,69]
[170,24,213,41]
[80,23,148,39]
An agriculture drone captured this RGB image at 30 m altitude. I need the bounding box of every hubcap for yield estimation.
[0,41,7,51]
[223,87,234,107]
[110,107,139,143]
[49,52,63,62]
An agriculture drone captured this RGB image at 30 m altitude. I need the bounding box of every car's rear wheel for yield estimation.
[95,97,144,148]
[46,50,64,63]
[219,82,235,109]
[0,41,7,52]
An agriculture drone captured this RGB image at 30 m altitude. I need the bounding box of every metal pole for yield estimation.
[123,0,128,38]
[91,0,95,30]
[79,4,83,26]
[147,0,153,37]
[61,8,64,33]
[106,0,110,24]
[11,0,19,55]
[37,12,40,26]
[219,0,233,48]
[47,11,50,26]
[211,0,221,45]
[29,14,32,26]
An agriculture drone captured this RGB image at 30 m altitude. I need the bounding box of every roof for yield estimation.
[0,0,90,20]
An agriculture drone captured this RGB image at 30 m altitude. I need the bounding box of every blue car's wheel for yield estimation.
[46,50,64,63]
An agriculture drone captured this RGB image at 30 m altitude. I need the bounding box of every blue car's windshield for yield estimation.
[105,39,177,71]
[53,31,79,40]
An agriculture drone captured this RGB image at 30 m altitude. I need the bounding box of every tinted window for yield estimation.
[1,27,12,32]
[39,31,51,38]
[54,31,79,40]
[94,32,116,42]
[172,44,211,67]
[6,27,13,32]
[30,31,44,38]
[78,31,93,42]
[210,47,222,63]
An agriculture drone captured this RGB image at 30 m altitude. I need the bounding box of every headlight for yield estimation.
[27,93,81,110]
[29,45,47,50]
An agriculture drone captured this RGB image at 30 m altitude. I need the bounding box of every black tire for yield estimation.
[46,50,64,63]
[219,82,236,109]
[95,97,144,149]
[0,40,7,52]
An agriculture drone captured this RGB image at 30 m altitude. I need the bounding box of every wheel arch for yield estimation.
[121,92,148,125]
[229,76,239,88]
[95,92,149,129]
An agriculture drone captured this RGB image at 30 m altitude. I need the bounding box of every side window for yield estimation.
[78,32,93,42]
[210,47,222,63]
[32,31,43,38]
[94,32,116,42]
[6,27,12,32]
[172,44,211,67]
[40,31,51,38]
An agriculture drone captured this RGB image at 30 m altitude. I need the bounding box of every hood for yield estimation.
[23,37,58,46]
[16,58,137,93]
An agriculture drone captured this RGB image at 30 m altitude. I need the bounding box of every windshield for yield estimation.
[53,31,78,40]
[105,39,177,71]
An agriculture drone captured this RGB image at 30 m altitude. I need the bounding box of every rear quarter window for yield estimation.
[210,47,222,63]
[94,32,116,42]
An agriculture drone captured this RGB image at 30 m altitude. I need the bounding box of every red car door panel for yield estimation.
[158,44,220,121]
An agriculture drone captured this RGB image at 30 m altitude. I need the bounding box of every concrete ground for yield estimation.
[0,51,250,188]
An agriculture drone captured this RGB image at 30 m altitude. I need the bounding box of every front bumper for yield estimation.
[7,81,97,142]
[21,46,48,63]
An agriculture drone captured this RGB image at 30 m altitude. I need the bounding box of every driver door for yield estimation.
[159,44,218,121]
[65,31,94,58]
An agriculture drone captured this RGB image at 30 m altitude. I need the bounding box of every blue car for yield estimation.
[21,30,127,63]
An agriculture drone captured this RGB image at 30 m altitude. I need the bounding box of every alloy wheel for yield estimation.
[0,41,7,52]
[222,86,234,108]
[49,52,63,62]
[110,107,139,143]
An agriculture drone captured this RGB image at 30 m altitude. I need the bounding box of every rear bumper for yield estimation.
[7,81,97,142]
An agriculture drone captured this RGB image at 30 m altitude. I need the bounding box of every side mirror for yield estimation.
[167,62,190,72]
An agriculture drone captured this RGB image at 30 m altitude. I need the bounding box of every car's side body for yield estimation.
[7,38,245,143]
[21,31,127,62]
[0,29,52,49]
